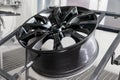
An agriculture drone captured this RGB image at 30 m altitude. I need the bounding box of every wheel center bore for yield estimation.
[50,24,65,34]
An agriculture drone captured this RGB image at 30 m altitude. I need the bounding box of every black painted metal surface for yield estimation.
[16,6,98,78]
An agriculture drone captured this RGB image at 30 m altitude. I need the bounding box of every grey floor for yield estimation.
[1,47,25,72]
[67,66,118,80]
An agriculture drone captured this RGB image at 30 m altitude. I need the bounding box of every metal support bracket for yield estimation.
[0,26,21,46]
[97,12,105,24]
[92,10,120,17]
[114,55,120,65]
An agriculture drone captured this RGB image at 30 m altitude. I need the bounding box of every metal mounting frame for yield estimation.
[0,9,120,80]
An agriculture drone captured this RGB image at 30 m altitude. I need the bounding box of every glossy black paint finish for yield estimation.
[16,6,97,52]
[28,36,99,78]
[16,6,98,78]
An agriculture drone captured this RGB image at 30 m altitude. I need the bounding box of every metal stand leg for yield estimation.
[25,50,37,80]
[0,50,4,80]
[118,72,120,80]
[25,50,29,80]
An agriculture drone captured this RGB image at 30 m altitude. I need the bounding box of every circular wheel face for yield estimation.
[16,6,97,53]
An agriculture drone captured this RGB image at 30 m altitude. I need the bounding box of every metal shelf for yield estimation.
[0,4,21,8]
[0,11,20,16]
